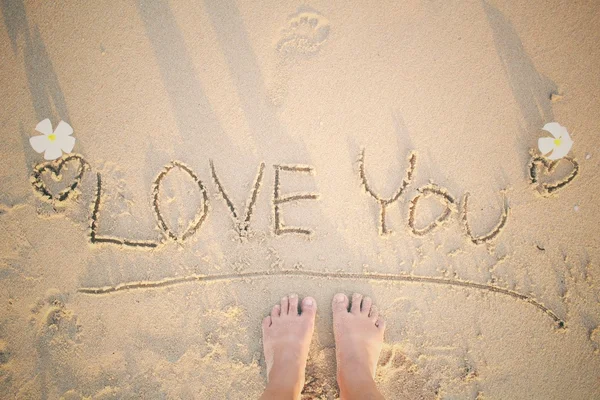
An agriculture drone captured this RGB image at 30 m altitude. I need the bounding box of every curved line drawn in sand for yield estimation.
[77,269,564,327]
[90,173,159,248]
[273,164,319,236]
[152,161,210,242]
[528,154,579,196]
[408,184,457,236]
[269,7,330,106]
[460,192,509,245]
[30,154,89,203]
[359,149,418,235]
[210,160,265,236]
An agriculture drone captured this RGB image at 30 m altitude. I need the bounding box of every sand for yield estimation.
[1,0,599,398]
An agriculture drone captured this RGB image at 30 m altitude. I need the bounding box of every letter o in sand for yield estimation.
[408,184,456,236]
[152,161,209,241]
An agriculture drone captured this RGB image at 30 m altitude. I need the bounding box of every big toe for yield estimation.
[300,297,317,319]
[332,293,349,315]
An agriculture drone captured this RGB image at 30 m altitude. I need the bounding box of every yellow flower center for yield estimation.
[48,134,56,142]
[554,138,562,146]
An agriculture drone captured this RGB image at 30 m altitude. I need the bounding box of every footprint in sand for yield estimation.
[29,290,81,393]
[276,7,331,57]
[59,389,85,400]
[16,291,81,397]
[269,7,330,106]
[590,326,600,354]
[30,290,80,346]
[376,345,436,399]
[0,338,11,391]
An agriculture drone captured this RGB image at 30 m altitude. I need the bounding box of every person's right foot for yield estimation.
[261,294,316,399]
[332,293,386,398]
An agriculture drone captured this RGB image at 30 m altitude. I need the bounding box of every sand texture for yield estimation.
[1,0,600,398]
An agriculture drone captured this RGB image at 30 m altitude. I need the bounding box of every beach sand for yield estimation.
[1,0,599,398]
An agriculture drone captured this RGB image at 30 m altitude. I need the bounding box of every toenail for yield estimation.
[304,298,313,306]
[289,293,297,298]
[334,293,345,302]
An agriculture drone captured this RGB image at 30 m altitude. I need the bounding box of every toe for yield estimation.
[289,293,299,316]
[300,296,317,317]
[361,296,373,315]
[332,293,349,315]
[375,318,386,332]
[369,305,379,322]
[280,296,289,315]
[350,293,363,314]
[271,304,281,319]
[262,316,272,329]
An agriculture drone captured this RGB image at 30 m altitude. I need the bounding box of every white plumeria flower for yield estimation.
[538,122,573,160]
[29,119,76,160]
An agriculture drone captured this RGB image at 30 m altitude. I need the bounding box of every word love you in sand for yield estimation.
[30,147,579,250]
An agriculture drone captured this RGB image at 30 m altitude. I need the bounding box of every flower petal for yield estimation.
[57,135,75,153]
[542,122,568,139]
[547,137,574,160]
[43,144,63,160]
[54,121,73,137]
[29,135,49,153]
[35,118,53,135]
[538,137,555,155]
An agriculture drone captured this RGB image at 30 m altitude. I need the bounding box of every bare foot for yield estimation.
[260,294,317,400]
[333,293,386,400]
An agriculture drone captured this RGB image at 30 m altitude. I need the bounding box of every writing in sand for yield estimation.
[30,148,579,249]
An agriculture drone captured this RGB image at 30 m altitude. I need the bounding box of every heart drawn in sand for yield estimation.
[30,154,89,202]
[528,155,579,195]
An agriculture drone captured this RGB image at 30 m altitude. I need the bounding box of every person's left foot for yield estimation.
[261,294,317,398]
